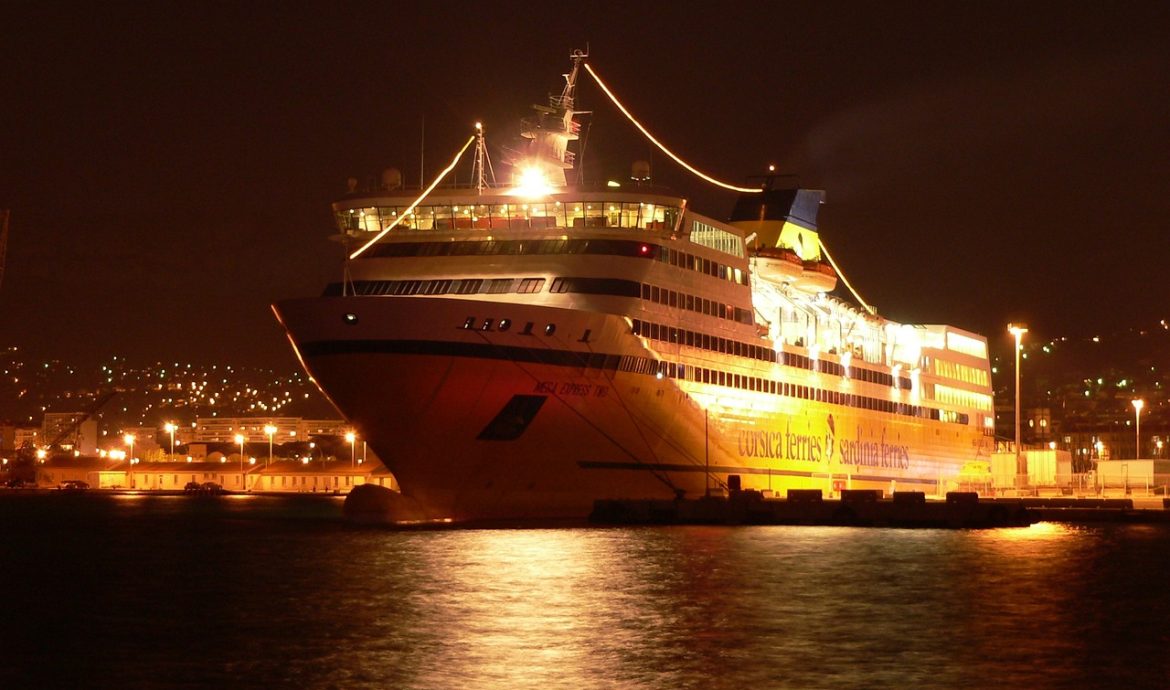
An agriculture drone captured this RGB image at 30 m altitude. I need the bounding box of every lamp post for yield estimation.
[235,433,246,492]
[124,433,136,488]
[346,431,356,468]
[1008,323,1028,487]
[1132,399,1144,459]
[264,424,276,468]
[164,422,176,461]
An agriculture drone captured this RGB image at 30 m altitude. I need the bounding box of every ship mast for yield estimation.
[517,49,586,187]
[471,121,496,194]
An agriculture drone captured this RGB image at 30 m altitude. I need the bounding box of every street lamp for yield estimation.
[1132,399,1144,459]
[124,433,136,489]
[164,422,176,461]
[1008,323,1028,486]
[346,431,356,468]
[264,424,277,468]
[235,433,247,492]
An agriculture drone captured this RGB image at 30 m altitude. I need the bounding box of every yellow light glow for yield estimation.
[1132,399,1145,413]
[583,62,761,195]
[345,432,356,443]
[349,134,477,259]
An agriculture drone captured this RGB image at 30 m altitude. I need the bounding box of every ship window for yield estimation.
[544,323,556,336]
[396,206,419,230]
[343,313,359,325]
[518,278,545,294]
[462,317,476,329]
[481,319,493,331]
[669,291,678,308]
[498,319,511,332]
[488,279,513,294]
[641,283,651,299]
[651,286,661,303]
[584,203,605,227]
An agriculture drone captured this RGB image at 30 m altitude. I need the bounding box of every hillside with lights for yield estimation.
[991,320,1170,464]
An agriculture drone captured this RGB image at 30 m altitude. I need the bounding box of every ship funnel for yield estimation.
[730,186,836,292]
[729,187,824,254]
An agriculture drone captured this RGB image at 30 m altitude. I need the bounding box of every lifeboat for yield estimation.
[753,247,804,285]
[794,259,838,293]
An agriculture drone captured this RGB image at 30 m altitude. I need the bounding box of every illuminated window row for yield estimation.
[651,243,748,285]
[690,220,745,258]
[337,201,681,234]
[631,318,912,390]
[361,238,750,287]
[329,277,547,297]
[642,283,752,325]
[933,359,990,387]
[934,384,993,412]
[617,354,963,424]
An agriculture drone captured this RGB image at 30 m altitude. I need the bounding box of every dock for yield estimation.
[590,490,1170,528]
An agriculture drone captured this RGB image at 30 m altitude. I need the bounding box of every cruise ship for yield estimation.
[274,51,995,522]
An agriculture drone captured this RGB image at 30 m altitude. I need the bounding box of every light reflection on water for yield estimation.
[4,496,1170,689]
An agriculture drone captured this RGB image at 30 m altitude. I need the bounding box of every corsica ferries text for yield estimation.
[736,416,911,469]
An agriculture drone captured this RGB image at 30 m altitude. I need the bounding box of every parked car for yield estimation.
[59,480,90,491]
[183,481,202,493]
[5,478,29,489]
[199,482,223,494]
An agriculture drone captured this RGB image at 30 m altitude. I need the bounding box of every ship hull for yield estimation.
[275,296,988,522]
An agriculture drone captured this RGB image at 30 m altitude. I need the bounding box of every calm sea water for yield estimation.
[2,493,1169,689]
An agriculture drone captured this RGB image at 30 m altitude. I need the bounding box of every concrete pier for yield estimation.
[590,490,1170,528]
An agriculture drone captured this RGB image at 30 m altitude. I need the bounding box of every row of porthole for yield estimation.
[342,311,558,337]
[461,317,556,336]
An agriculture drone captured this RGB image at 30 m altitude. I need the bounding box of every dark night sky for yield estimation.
[3,1,1168,369]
